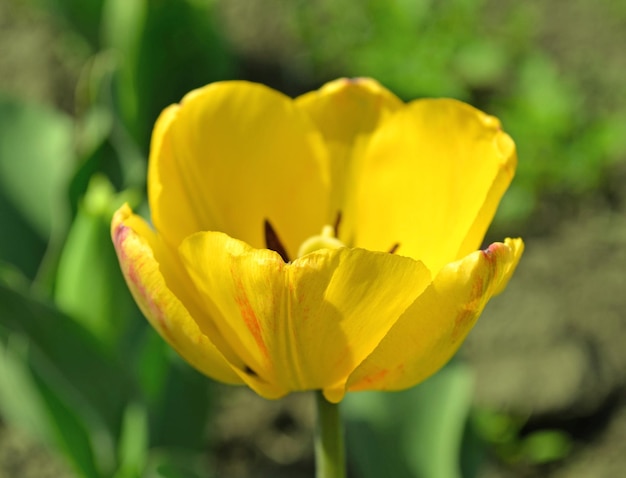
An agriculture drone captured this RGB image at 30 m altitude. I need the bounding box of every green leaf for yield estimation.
[0,96,75,279]
[0,196,46,279]
[32,365,105,478]
[38,0,106,47]
[0,95,74,239]
[150,361,213,451]
[0,336,54,443]
[54,175,139,345]
[522,430,571,464]
[101,0,147,138]
[454,40,508,88]
[114,403,149,478]
[134,1,236,146]
[0,337,102,478]
[0,282,134,472]
[145,449,212,478]
[133,328,171,405]
[403,362,475,478]
[344,360,475,478]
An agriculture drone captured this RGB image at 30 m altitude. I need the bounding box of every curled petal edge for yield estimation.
[111,204,243,385]
[337,238,524,399]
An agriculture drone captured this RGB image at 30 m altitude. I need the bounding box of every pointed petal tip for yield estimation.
[488,237,524,296]
[497,129,517,166]
[306,77,403,111]
[227,365,290,400]
[319,77,385,94]
[322,385,346,404]
[111,202,131,237]
[474,107,517,176]
[480,238,524,273]
[345,236,523,393]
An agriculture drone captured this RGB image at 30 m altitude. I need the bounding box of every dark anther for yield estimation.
[333,211,342,237]
[244,365,258,376]
[264,219,291,263]
[388,243,400,254]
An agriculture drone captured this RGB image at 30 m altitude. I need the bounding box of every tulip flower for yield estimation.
[112,77,522,404]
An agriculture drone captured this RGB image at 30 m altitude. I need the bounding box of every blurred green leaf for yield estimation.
[101,0,147,138]
[0,194,47,280]
[404,362,475,478]
[0,336,102,478]
[0,282,133,456]
[37,0,105,47]
[150,361,213,451]
[54,175,138,345]
[471,408,526,446]
[114,403,149,478]
[472,408,572,466]
[0,95,75,279]
[134,328,171,405]
[0,261,31,290]
[0,287,130,420]
[33,364,105,478]
[145,449,212,478]
[292,0,484,99]
[134,0,236,146]
[511,53,578,135]
[0,335,54,444]
[344,360,475,478]
[521,430,571,464]
[454,40,508,88]
[72,51,146,194]
[75,103,115,162]
[0,95,74,239]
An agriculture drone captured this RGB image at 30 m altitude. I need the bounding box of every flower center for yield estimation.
[264,214,399,262]
[264,214,345,263]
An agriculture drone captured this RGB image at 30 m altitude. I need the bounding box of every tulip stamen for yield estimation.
[243,365,258,377]
[333,210,342,237]
[388,243,400,254]
[264,219,291,263]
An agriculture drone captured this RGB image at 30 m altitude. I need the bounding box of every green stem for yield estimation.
[314,391,346,478]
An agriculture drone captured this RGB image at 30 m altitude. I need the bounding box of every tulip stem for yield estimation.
[314,391,346,478]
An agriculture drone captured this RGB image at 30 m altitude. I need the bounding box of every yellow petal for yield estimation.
[111,204,242,385]
[179,232,431,402]
[296,78,403,217]
[346,99,517,273]
[346,238,523,392]
[148,81,331,257]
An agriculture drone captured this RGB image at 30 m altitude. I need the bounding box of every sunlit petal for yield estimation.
[179,232,431,401]
[347,99,516,272]
[111,204,242,384]
[149,81,331,257]
[296,78,403,221]
[346,238,524,392]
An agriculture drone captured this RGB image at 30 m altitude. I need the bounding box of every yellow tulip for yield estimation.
[111,78,523,403]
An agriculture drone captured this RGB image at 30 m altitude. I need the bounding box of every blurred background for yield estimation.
[1,0,625,477]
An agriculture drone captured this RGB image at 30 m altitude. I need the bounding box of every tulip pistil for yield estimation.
[297,225,345,258]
